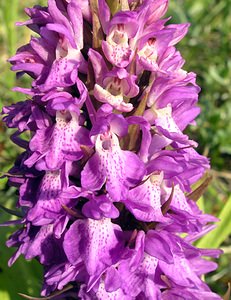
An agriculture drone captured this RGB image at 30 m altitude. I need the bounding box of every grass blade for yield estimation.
[196,195,231,249]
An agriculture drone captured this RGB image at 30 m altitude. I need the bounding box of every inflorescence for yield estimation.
[1,0,222,299]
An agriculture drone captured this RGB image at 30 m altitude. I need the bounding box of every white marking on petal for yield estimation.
[94,84,133,112]
[154,104,181,134]
[138,38,158,67]
[141,253,158,275]
[107,25,129,47]
[96,281,128,300]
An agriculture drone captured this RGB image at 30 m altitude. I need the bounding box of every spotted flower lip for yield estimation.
[81,131,146,201]
[63,218,124,276]
[2,0,222,299]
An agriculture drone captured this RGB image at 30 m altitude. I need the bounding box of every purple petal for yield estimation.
[82,194,119,220]
[64,218,123,276]
[145,230,174,264]
[88,48,108,85]
[102,40,134,68]
[125,173,167,222]
[82,133,145,200]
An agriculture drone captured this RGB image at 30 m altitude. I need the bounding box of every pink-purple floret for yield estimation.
[1,0,222,299]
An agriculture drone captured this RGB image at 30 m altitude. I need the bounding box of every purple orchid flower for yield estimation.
[6,222,65,267]
[89,49,138,112]
[1,99,49,132]
[10,0,87,93]
[136,23,189,74]
[99,4,139,67]
[81,105,146,201]
[26,108,91,170]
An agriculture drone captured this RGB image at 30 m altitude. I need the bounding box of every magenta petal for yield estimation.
[125,174,167,222]
[162,288,221,300]
[40,57,78,91]
[122,150,146,186]
[46,23,76,49]
[119,251,158,297]
[144,0,168,25]
[64,218,123,276]
[145,231,174,264]
[104,266,121,292]
[82,194,119,220]
[67,1,83,49]
[102,40,134,68]
[81,152,106,191]
[98,0,111,34]
[63,220,84,265]
[88,49,108,85]
[82,132,145,200]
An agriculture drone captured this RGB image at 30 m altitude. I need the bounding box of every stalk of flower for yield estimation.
[1,0,223,299]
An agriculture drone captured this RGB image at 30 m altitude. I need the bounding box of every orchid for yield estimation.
[1,0,223,299]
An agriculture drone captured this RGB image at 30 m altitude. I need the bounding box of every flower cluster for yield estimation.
[2,0,222,299]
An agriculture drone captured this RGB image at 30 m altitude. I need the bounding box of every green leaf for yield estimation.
[196,195,231,249]
[197,196,205,212]
[0,195,42,300]
[0,255,42,300]
[18,284,73,300]
[0,203,23,217]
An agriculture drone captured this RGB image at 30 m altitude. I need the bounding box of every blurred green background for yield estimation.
[0,0,230,299]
